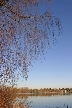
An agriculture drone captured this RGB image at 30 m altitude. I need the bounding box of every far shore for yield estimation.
[16,92,72,95]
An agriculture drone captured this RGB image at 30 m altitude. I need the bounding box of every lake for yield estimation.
[16,94,72,108]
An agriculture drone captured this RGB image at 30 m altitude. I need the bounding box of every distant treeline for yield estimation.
[0,85,72,95]
[17,87,72,94]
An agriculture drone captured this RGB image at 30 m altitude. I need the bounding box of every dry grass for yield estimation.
[0,86,15,108]
[0,86,31,108]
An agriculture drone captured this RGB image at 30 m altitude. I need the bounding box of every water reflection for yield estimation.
[15,94,72,108]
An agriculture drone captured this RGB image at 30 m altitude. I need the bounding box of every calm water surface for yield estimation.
[17,95,72,108]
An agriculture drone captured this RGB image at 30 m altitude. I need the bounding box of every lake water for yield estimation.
[17,94,72,108]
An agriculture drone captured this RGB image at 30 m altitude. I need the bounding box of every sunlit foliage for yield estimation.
[0,0,62,85]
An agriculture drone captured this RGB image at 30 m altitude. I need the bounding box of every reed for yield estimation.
[0,86,29,108]
[0,86,16,108]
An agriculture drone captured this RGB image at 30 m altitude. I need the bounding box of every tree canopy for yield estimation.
[0,0,62,85]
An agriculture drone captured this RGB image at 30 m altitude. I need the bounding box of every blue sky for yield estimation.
[17,0,72,89]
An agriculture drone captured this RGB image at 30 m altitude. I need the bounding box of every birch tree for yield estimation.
[0,0,62,85]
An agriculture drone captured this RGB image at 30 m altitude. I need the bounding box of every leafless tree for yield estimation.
[0,0,62,85]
